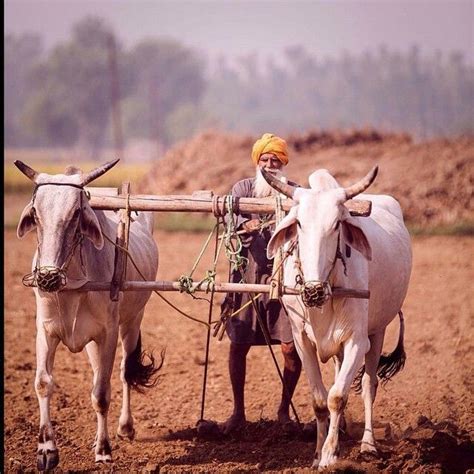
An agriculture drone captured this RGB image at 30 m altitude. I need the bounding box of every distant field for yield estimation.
[5,148,214,232]
[4,147,130,163]
[5,162,151,193]
[4,148,472,235]
[5,190,471,236]
[5,192,216,232]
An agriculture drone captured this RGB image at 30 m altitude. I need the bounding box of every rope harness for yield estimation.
[293,231,349,308]
[22,182,87,292]
[221,195,249,275]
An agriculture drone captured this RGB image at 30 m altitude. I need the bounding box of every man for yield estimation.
[219,133,302,434]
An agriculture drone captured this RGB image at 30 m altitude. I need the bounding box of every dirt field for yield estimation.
[4,228,474,473]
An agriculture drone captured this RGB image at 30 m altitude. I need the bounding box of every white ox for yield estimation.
[262,166,412,469]
[15,159,161,470]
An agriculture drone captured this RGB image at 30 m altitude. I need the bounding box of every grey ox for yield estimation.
[262,166,412,470]
[15,159,161,470]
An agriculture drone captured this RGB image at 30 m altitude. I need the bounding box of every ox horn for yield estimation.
[14,160,39,183]
[260,168,299,199]
[344,165,379,200]
[80,159,120,186]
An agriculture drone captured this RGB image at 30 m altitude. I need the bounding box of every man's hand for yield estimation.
[241,219,261,234]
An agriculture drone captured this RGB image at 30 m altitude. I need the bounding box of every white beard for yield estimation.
[254,168,287,198]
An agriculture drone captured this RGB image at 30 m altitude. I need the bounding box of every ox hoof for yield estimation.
[318,454,338,471]
[361,441,378,455]
[37,449,59,471]
[117,426,136,441]
[310,458,320,469]
[95,453,113,464]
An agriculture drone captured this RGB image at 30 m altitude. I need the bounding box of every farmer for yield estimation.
[219,133,302,434]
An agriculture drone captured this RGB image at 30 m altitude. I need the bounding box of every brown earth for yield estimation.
[4,130,474,472]
[139,130,474,228]
[4,228,474,473]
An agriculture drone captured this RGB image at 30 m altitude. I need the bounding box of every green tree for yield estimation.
[21,16,128,154]
[4,33,43,146]
[124,39,206,148]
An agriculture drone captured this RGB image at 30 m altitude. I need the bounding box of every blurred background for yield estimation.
[5,5,474,472]
[4,0,474,231]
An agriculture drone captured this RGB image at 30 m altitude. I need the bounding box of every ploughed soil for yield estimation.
[4,130,474,472]
[4,229,474,473]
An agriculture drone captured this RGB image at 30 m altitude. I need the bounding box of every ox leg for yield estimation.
[35,325,60,471]
[319,338,367,469]
[333,352,347,434]
[116,320,142,440]
[292,330,328,468]
[85,327,118,463]
[360,331,384,454]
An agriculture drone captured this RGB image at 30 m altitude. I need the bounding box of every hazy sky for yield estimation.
[5,0,474,64]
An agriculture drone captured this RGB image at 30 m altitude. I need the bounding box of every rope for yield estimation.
[176,224,222,301]
[222,195,248,275]
[199,219,220,421]
[213,231,297,340]
[102,232,212,329]
[223,234,303,430]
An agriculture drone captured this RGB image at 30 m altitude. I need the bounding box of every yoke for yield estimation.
[80,185,371,301]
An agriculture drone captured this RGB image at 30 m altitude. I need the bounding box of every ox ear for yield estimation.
[342,217,372,261]
[80,206,104,249]
[267,207,299,259]
[17,202,37,238]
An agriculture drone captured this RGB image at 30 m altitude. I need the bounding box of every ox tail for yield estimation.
[352,311,406,393]
[124,332,165,393]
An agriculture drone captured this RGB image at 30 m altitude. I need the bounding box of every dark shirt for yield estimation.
[223,178,293,345]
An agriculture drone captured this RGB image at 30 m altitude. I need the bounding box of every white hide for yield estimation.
[18,168,158,468]
[267,170,412,469]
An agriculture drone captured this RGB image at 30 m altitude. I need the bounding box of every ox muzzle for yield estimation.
[24,266,67,292]
[300,280,332,308]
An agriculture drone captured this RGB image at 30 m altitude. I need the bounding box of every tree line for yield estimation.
[5,16,473,155]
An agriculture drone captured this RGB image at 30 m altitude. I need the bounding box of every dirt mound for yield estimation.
[139,130,474,228]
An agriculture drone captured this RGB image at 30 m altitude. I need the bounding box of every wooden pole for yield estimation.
[88,192,372,217]
[110,182,130,301]
[64,280,370,299]
[269,195,284,301]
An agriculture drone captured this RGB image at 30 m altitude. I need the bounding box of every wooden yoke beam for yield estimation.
[66,280,370,300]
[89,191,372,217]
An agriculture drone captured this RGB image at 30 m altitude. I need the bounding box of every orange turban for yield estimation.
[251,133,289,165]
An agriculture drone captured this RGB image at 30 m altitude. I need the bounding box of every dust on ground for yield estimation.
[4,229,474,473]
[5,130,474,472]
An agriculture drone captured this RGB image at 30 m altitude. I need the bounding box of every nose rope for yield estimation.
[22,186,86,292]
[294,232,346,308]
[23,224,85,292]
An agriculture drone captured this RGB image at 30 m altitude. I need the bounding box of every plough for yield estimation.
[81,183,372,302]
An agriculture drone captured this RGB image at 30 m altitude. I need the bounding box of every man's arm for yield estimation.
[229,179,260,241]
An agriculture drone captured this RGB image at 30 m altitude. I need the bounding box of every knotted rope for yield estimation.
[102,232,213,329]
[176,221,222,300]
[222,195,248,275]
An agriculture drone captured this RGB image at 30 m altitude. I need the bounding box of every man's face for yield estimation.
[258,153,284,173]
[254,153,287,198]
